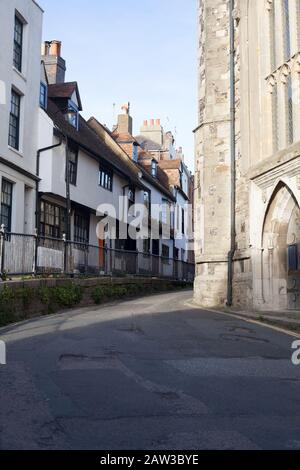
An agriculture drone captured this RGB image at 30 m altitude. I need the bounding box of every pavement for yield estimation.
[216,306,300,334]
[0,290,300,450]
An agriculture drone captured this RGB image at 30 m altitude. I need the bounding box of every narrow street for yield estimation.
[0,291,299,450]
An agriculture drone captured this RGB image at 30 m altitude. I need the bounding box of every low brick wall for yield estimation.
[0,277,192,327]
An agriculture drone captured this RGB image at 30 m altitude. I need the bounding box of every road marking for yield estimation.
[184,299,300,339]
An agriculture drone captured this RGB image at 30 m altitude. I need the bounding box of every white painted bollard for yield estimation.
[0,340,6,365]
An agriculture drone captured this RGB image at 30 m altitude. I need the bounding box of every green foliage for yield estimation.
[91,286,107,304]
[0,278,190,327]
[0,286,15,326]
[113,286,128,298]
[92,285,130,304]
[19,286,32,308]
[38,286,51,305]
[38,283,83,310]
[0,285,14,303]
[53,284,83,307]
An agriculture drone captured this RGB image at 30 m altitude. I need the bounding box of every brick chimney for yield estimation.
[116,103,133,135]
[41,40,66,84]
[140,118,163,147]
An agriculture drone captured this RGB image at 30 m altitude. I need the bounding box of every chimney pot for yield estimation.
[156,119,161,126]
[150,119,155,126]
[143,120,148,126]
[49,40,61,57]
[41,41,51,56]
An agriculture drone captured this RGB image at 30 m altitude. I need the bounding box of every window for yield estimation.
[8,89,21,150]
[128,187,135,208]
[39,82,47,109]
[182,208,185,235]
[133,144,138,162]
[162,244,170,259]
[74,212,89,244]
[99,165,113,191]
[143,190,151,218]
[287,75,293,145]
[0,180,13,232]
[173,247,179,260]
[297,0,300,50]
[66,101,78,129]
[40,201,65,238]
[151,160,157,178]
[283,0,291,62]
[272,84,279,152]
[143,238,151,254]
[288,244,298,272]
[170,205,175,230]
[270,2,276,70]
[67,146,78,186]
[161,199,169,225]
[152,239,159,256]
[270,1,283,70]
[13,15,23,72]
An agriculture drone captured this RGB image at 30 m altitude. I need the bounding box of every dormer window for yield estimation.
[151,159,157,178]
[133,143,138,162]
[39,82,47,109]
[128,187,135,208]
[66,100,79,129]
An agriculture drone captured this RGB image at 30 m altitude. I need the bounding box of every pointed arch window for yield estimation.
[282,0,291,61]
[286,74,294,145]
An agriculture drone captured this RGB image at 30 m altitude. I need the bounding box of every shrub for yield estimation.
[19,286,32,308]
[92,286,107,304]
[112,286,128,298]
[38,286,51,305]
[53,284,83,307]
[0,286,15,326]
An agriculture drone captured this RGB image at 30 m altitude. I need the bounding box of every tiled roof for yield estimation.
[158,160,182,170]
[111,129,175,200]
[112,131,137,144]
[137,162,175,201]
[135,135,162,151]
[46,99,145,189]
[48,82,83,110]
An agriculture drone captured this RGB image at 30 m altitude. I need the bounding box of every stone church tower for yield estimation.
[194,0,233,307]
[194,0,300,311]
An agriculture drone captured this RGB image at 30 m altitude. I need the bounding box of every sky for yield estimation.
[40,0,198,171]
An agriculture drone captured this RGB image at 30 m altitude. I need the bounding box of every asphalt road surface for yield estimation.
[0,290,299,450]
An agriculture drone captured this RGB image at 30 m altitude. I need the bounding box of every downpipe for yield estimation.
[35,134,64,276]
[35,135,64,232]
[227,0,236,307]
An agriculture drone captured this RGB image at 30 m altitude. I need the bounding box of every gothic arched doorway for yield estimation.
[262,183,300,310]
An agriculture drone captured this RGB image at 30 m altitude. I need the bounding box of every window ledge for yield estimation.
[8,146,23,158]
[13,67,27,82]
[99,185,113,193]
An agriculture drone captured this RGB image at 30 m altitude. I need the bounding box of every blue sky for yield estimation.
[40,0,197,170]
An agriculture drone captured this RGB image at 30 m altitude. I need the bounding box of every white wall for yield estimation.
[0,0,43,232]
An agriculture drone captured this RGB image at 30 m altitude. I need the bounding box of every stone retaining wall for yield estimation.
[0,277,192,327]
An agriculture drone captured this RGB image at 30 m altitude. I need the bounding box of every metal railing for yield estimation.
[0,227,195,282]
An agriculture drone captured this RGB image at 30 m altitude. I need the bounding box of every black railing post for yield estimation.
[85,244,88,275]
[63,233,67,275]
[0,224,5,280]
[105,245,108,275]
[33,228,38,276]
